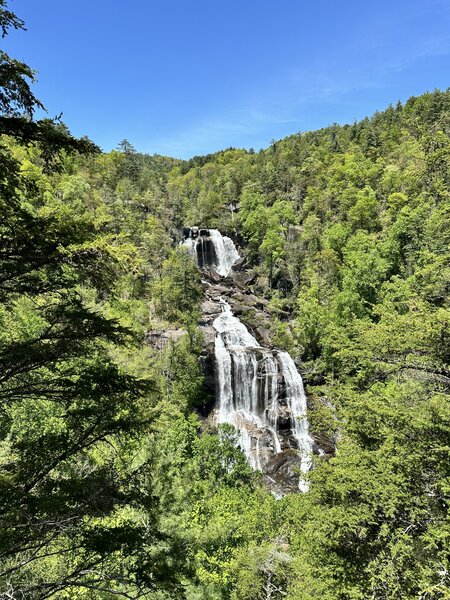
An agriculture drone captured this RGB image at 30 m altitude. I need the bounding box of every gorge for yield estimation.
[3,72,448,597]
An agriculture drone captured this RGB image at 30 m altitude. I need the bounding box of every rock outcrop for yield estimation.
[145,328,185,351]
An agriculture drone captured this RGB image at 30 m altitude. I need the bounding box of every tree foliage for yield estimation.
[1,1,449,596]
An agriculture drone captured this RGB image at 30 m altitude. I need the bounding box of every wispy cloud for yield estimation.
[370,36,450,75]
[151,109,293,157]
[286,34,450,101]
[149,29,450,159]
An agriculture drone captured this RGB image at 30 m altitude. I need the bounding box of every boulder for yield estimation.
[230,256,247,271]
[232,270,255,291]
[202,268,222,284]
[205,285,233,301]
[200,300,222,319]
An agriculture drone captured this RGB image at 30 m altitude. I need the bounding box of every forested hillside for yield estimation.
[1,2,449,597]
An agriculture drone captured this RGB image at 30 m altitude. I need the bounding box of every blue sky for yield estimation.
[4,0,450,158]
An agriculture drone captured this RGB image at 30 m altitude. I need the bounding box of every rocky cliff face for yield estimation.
[185,228,319,495]
[199,278,311,494]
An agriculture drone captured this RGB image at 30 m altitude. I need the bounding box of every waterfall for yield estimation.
[213,299,313,491]
[277,352,313,492]
[182,227,240,276]
[184,225,313,491]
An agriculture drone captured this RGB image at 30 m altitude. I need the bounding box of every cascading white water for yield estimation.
[182,227,240,277]
[213,299,313,491]
[277,352,313,492]
[183,226,313,491]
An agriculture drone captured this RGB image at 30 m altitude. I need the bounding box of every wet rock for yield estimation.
[222,275,235,287]
[264,450,302,495]
[230,256,247,271]
[276,409,292,431]
[198,353,216,416]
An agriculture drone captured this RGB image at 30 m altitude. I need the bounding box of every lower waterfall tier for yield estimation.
[213,299,312,492]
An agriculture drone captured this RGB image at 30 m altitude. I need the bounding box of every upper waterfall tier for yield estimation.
[182,227,240,277]
[213,299,313,492]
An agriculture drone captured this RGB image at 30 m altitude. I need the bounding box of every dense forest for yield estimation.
[1,2,449,598]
